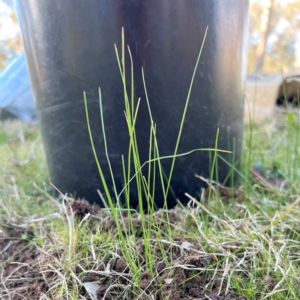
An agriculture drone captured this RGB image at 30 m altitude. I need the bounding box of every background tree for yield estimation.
[248,0,300,73]
[254,0,275,72]
[0,0,22,70]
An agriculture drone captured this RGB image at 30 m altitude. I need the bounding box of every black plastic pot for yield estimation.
[15,0,249,208]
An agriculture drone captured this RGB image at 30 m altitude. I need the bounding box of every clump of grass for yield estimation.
[83,27,213,284]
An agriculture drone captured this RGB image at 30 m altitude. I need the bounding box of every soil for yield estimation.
[0,199,247,300]
[0,228,50,299]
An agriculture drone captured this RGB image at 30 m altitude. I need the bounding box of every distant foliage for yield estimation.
[0,8,22,70]
[248,0,300,73]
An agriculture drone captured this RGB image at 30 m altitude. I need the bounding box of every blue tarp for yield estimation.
[0,53,37,122]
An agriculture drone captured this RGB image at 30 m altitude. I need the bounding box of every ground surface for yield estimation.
[0,199,247,300]
[1,113,300,299]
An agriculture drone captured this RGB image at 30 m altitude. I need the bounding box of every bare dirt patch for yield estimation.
[70,198,102,219]
[0,228,50,300]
